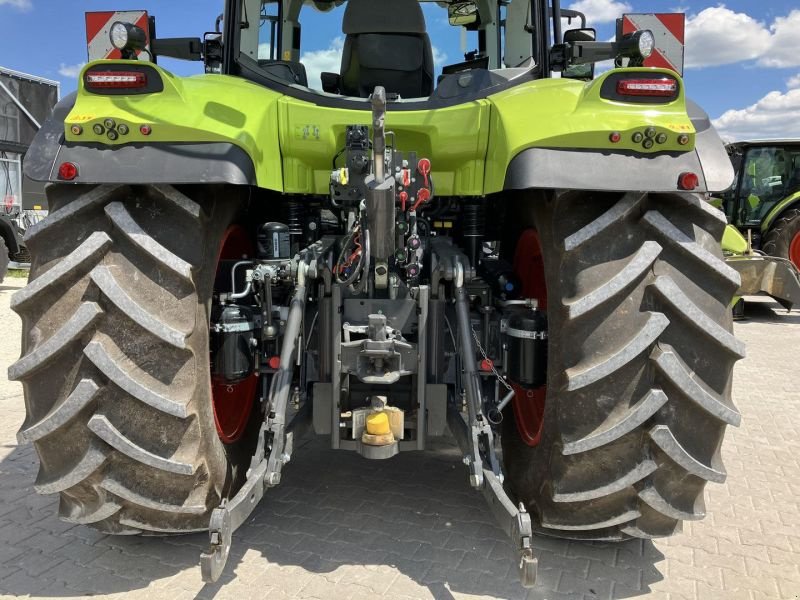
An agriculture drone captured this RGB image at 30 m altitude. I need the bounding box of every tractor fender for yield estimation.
[24,93,256,186]
[0,216,21,256]
[503,99,734,194]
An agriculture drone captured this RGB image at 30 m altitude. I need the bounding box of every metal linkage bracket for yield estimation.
[447,408,538,588]
[481,469,538,587]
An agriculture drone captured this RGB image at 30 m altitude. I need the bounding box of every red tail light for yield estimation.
[678,172,699,190]
[616,78,678,97]
[85,71,147,89]
[58,162,79,181]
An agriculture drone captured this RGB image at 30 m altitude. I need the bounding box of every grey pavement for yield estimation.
[1,275,799,600]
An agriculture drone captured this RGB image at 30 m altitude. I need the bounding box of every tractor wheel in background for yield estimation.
[9,184,259,533]
[502,190,745,540]
[0,237,9,283]
[761,208,800,270]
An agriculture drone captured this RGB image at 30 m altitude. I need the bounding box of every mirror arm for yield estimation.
[551,41,618,70]
[151,37,204,61]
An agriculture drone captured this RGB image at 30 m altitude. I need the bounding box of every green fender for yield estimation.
[722,224,748,255]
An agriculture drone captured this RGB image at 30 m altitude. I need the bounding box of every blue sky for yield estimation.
[1,0,800,140]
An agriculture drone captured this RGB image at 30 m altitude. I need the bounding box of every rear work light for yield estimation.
[617,78,678,97]
[85,71,147,89]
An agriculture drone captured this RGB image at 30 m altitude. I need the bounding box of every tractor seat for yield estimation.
[336,0,434,98]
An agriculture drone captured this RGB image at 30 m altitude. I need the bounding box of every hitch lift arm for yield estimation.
[447,260,538,588]
[200,262,310,583]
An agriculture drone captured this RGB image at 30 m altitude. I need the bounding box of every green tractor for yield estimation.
[11,0,744,586]
[717,140,800,313]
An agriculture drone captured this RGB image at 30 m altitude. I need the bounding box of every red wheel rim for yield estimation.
[513,229,548,310]
[212,225,257,444]
[511,229,548,447]
[510,383,547,446]
[789,230,800,270]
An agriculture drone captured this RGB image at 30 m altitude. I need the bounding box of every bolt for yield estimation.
[463,455,472,465]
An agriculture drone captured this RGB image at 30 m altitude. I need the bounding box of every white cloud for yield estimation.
[685,6,770,68]
[787,74,800,90]
[759,10,800,68]
[432,46,448,70]
[685,6,800,69]
[567,0,632,25]
[713,88,800,140]
[0,0,32,11]
[58,63,86,78]
[300,37,344,90]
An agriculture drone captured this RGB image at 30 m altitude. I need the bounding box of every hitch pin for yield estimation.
[496,388,515,412]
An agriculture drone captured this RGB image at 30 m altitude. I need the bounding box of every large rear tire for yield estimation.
[10,184,256,533]
[502,191,745,539]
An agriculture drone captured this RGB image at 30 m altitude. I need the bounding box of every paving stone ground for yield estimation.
[1,274,799,600]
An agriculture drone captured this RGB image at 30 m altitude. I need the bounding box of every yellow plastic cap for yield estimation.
[366,411,391,435]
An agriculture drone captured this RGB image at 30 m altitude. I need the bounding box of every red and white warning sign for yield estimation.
[620,13,685,75]
[85,10,151,62]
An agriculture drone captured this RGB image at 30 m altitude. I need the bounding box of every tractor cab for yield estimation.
[231,0,547,99]
[721,140,800,267]
[93,0,666,107]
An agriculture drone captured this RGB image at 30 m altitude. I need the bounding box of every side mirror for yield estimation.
[448,1,479,26]
[562,28,596,80]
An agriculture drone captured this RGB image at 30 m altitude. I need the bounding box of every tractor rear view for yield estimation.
[12,0,743,587]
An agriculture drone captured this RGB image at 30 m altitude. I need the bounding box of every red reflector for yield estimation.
[58,162,78,181]
[617,78,677,97]
[609,132,621,143]
[479,359,494,372]
[268,356,281,370]
[678,172,699,190]
[85,71,147,89]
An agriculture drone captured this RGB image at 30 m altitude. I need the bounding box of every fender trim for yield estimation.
[503,100,734,194]
[23,93,257,187]
[46,142,256,186]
